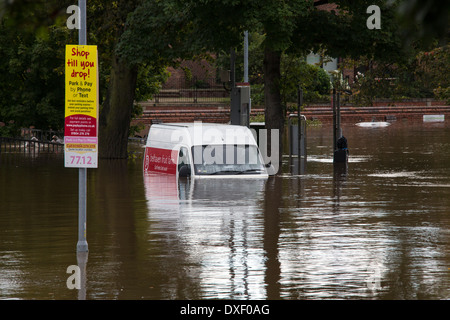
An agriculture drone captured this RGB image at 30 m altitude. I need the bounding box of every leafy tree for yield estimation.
[0,20,75,135]
[0,1,75,136]
[396,0,450,45]
[214,32,266,85]
[340,43,450,106]
[280,55,331,107]
[415,45,450,102]
[0,0,166,151]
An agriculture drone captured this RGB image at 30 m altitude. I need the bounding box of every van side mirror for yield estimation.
[179,165,191,177]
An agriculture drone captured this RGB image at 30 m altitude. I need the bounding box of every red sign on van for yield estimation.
[143,147,177,175]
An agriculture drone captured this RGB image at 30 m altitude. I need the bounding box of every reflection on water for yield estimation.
[144,174,268,299]
[1,122,450,300]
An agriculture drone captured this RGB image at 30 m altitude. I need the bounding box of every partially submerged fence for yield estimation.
[0,137,64,154]
[0,128,64,154]
[21,128,63,142]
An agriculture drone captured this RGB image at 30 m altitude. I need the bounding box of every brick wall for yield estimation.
[131,107,264,137]
[132,99,450,137]
[301,104,450,123]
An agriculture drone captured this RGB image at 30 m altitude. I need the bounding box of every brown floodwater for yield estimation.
[0,121,449,300]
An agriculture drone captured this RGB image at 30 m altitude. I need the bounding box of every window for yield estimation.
[191,144,265,175]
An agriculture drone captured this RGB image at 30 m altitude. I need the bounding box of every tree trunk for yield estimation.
[99,55,138,159]
[263,47,285,175]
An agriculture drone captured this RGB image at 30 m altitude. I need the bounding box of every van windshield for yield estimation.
[191,145,265,175]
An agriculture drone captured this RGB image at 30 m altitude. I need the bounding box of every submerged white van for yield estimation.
[143,122,269,178]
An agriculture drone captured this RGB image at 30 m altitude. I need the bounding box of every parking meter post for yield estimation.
[332,88,337,152]
[297,86,303,159]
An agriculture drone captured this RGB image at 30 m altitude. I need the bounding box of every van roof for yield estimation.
[149,123,258,146]
[152,123,234,129]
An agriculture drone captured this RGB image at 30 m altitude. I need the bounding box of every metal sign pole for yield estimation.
[77,0,88,253]
[244,31,248,83]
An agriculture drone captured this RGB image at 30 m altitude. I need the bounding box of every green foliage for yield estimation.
[247,56,333,108]
[434,87,450,105]
[0,0,170,138]
[116,0,196,66]
[415,45,450,102]
[396,0,450,45]
[214,31,265,84]
[130,63,170,137]
[293,1,409,64]
[249,112,265,123]
[199,0,424,111]
[135,64,169,102]
[0,120,21,137]
[0,22,74,134]
[280,55,331,107]
[346,45,450,106]
[250,84,265,106]
[215,31,331,107]
[184,0,256,52]
[0,0,71,39]
[254,0,312,52]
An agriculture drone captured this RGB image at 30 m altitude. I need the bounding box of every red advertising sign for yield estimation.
[143,147,178,175]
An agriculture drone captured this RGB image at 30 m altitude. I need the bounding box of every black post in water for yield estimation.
[336,92,341,141]
[332,90,342,149]
[332,88,337,152]
[333,90,348,163]
[297,85,303,157]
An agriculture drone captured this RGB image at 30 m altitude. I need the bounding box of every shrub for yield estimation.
[280,56,331,106]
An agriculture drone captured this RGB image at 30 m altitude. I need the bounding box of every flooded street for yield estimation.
[1,121,449,300]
